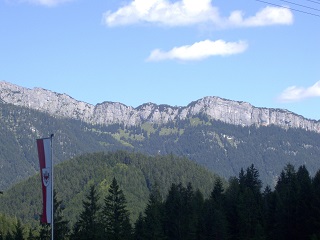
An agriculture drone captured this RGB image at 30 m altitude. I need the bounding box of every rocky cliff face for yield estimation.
[1,81,319,133]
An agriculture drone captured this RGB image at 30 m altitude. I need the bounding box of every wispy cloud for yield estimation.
[147,39,248,61]
[103,0,293,27]
[278,81,320,102]
[20,0,73,7]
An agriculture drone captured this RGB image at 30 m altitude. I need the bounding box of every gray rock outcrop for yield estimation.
[1,81,319,133]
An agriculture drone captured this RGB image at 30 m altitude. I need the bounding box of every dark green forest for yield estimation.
[1,158,320,240]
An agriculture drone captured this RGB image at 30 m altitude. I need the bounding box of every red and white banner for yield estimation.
[37,138,52,224]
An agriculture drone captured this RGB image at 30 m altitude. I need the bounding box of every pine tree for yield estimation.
[102,177,132,240]
[71,185,103,240]
[203,178,228,240]
[262,185,276,240]
[224,177,240,240]
[133,213,145,240]
[273,164,298,240]
[192,189,204,240]
[163,183,198,240]
[237,165,265,240]
[163,183,184,240]
[143,185,165,240]
[296,165,313,239]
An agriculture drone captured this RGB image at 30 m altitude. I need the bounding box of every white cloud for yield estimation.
[278,81,320,102]
[104,0,219,27]
[228,6,293,27]
[21,0,73,7]
[103,0,293,27]
[147,39,248,61]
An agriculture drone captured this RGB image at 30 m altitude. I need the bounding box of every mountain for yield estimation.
[1,81,319,132]
[1,80,320,190]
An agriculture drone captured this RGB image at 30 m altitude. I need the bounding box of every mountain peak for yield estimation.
[1,80,319,133]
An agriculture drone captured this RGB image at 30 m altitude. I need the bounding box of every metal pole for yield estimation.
[51,134,54,240]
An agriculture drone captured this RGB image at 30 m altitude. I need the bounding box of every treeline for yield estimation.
[2,163,320,240]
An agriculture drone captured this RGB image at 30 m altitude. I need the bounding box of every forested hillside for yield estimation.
[0,151,221,227]
[1,101,320,190]
[1,155,320,240]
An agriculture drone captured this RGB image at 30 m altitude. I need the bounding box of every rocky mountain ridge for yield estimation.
[1,80,319,133]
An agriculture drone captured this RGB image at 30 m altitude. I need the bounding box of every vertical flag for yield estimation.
[37,137,52,224]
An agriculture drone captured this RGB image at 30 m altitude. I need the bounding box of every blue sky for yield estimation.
[1,0,319,120]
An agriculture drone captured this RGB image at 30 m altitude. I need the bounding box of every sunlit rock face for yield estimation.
[1,81,319,133]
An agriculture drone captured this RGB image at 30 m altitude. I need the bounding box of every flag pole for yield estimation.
[50,133,54,240]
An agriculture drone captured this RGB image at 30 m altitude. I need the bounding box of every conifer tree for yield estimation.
[133,213,145,240]
[273,164,298,240]
[192,189,204,240]
[102,177,132,240]
[296,165,313,240]
[163,183,182,240]
[71,184,103,240]
[163,183,198,240]
[224,177,240,240]
[204,178,228,240]
[143,185,164,240]
[237,165,265,240]
[262,185,276,240]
